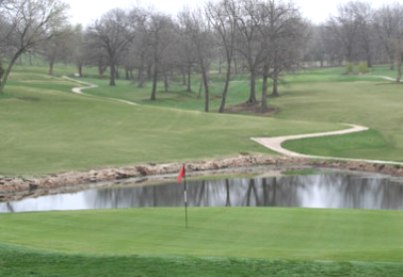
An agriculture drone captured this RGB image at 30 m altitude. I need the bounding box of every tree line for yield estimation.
[1,0,403,113]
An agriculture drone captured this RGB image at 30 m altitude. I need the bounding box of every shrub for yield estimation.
[345,63,355,74]
[357,62,369,74]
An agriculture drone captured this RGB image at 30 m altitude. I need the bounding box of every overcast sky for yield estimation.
[67,0,400,27]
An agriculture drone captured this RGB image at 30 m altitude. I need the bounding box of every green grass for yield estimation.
[2,246,403,277]
[0,71,341,176]
[272,80,403,161]
[70,65,403,162]
[2,64,403,174]
[1,208,403,276]
[2,208,403,261]
[284,130,394,160]
[2,65,403,276]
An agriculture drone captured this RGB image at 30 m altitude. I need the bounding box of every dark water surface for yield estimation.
[1,170,403,213]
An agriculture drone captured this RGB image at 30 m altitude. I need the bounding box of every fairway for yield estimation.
[0,71,340,176]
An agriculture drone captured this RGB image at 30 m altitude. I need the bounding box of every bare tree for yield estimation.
[327,1,375,67]
[88,9,137,86]
[304,25,327,68]
[176,26,197,92]
[394,38,403,83]
[231,0,266,104]
[258,0,307,111]
[179,9,214,112]
[328,6,358,64]
[38,25,77,75]
[148,14,176,101]
[129,13,152,88]
[0,0,68,93]
[374,3,403,70]
[206,0,237,113]
[70,25,86,77]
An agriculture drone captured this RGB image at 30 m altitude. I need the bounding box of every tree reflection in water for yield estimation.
[1,171,403,213]
[88,172,403,210]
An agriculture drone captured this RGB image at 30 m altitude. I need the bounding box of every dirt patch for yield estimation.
[1,154,403,203]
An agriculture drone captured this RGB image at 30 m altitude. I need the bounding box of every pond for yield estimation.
[1,170,403,213]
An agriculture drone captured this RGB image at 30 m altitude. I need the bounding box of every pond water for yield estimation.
[1,170,403,213]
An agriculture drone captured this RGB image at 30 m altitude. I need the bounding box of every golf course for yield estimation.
[1,64,403,276]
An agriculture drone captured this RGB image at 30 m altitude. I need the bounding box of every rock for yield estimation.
[136,166,151,176]
[29,183,39,191]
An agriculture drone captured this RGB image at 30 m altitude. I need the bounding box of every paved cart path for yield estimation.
[63,76,137,106]
[252,124,403,165]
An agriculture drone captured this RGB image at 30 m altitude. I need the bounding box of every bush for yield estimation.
[345,62,370,75]
[345,63,355,74]
[357,62,369,74]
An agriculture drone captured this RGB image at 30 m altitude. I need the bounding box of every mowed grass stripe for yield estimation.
[1,208,402,262]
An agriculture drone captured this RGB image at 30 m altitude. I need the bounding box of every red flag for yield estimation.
[177,165,186,184]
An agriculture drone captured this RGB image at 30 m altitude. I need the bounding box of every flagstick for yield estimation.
[184,174,189,229]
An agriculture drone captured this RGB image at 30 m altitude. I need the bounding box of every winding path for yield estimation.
[252,124,403,166]
[63,76,137,106]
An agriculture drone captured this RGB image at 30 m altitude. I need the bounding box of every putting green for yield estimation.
[1,208,402,262]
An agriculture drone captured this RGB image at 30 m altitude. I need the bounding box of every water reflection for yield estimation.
[1,171,403,213]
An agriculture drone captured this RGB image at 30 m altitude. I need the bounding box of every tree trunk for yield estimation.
[202,71,209,112]
[247,69,257,104]
[137,65,145,88]
[115,67,120,79]
[98,63,107,77]
[125,68,130,80]
[219,59,232,113]
[48,60,54,76]
[261,65,269,113]
[218,58,222,75]
[182,70,187,86]
[147,63,152,80]
[77,63,83,77]
[272,71,279,97]
[164,73,169,92]
[366,52,372,68]
[389,53,395,70]
[200,63,209,112]
[151,64,158,101]
[397,53,402,83]
[0,50,24,94]
[187,65,192,92]
[233,56,239,75]
[109,62,116,86]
